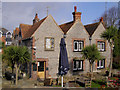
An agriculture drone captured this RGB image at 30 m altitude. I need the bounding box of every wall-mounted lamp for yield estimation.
[63,34,67,38]
[89,36,92,40]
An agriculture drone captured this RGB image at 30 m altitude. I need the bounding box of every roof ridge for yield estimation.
[20,23,32,26]
[59,21,74,26]
[84,22,100,26]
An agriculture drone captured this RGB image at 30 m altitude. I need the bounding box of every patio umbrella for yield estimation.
[58,38,69,87]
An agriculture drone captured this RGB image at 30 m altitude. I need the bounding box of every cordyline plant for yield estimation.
[101,25,118,77]
[3,45,30,85]
[82,44,101,73]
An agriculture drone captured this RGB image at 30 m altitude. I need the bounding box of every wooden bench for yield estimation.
[44,78,53,86]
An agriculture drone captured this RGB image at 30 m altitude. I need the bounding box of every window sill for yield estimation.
[73,51,82,52]
[98,50,106,52]
[97,67,104,69]
[73,69,83,72]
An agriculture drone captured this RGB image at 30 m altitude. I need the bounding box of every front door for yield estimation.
[37,61,46,79]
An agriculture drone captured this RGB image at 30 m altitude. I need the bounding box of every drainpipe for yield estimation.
[89,36,92,45]
[89,36,93,72]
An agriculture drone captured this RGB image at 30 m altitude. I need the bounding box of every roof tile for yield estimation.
[22,17,47,40]
[59,21,74,34]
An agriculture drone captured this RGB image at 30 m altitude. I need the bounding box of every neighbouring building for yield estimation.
[13,6,111,79]
[0,28,12,52]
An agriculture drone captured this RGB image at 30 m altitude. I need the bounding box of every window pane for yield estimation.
[97,61,99,67]
[80,61,82,69]
[0,32,1,37]
[45,37,54,50]
[97,41,105,51]
[46,38,51,49]
[76,61,79,68]
[38,62,44,72]
[74,41,78,51]
[73,60,83,71]
[97,59,105,69]
[74,60,76,69]
[51,38,54,48]
[101,60,103,66]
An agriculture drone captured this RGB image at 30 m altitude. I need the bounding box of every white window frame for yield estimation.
[45,37,54,50]
[5,41,12,45]
[74,41,78,51]
[97,59,105,69]
[97,41,105,51]
[73,60,83,71]
[74,40,84,52]
[0,31,2,37]
[0,49,2,52]
[6,31,12,38]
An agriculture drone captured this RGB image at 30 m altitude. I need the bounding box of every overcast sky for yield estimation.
[2,2,118,32]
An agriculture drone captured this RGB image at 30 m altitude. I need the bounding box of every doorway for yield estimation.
[37,61,46,79]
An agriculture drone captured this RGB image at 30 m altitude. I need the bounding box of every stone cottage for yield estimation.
[13,6,110,79]
[60,6,110,75]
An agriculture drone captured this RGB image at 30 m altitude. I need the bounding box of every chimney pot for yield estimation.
[33,13,39,25]
[100,17,103,22]
[35,13,38,19]
[72,6,81,21]
[74,6,77,12]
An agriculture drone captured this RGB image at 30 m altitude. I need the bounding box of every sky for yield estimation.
[1,2,119,32]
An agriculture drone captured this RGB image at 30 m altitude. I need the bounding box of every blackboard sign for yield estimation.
[33,64,37,71]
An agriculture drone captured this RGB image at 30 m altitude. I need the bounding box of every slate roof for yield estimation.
[59,21,105,36]
[59,21,74,34]
[22,17,47,40]
[84,22,100,37]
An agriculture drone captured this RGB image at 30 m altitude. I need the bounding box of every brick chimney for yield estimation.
[72,6,82,21]
[100,17,103,22]
[33,13,39,25]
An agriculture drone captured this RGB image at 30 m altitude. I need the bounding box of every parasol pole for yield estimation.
[61,76,63,87]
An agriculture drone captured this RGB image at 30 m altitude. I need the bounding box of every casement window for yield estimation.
[0,49,2,52]
[0,32,2,37]
[5,41,12,45]
[45,37,54,50]
[73,60,83,71]
[74,40,84,52]
[6,32,12,38]
[97,41,105,51]
[97,59,105,69]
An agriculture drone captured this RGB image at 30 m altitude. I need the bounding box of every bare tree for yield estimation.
[94,7,119,28]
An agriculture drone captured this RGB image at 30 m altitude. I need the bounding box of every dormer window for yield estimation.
[6,32,12,38]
